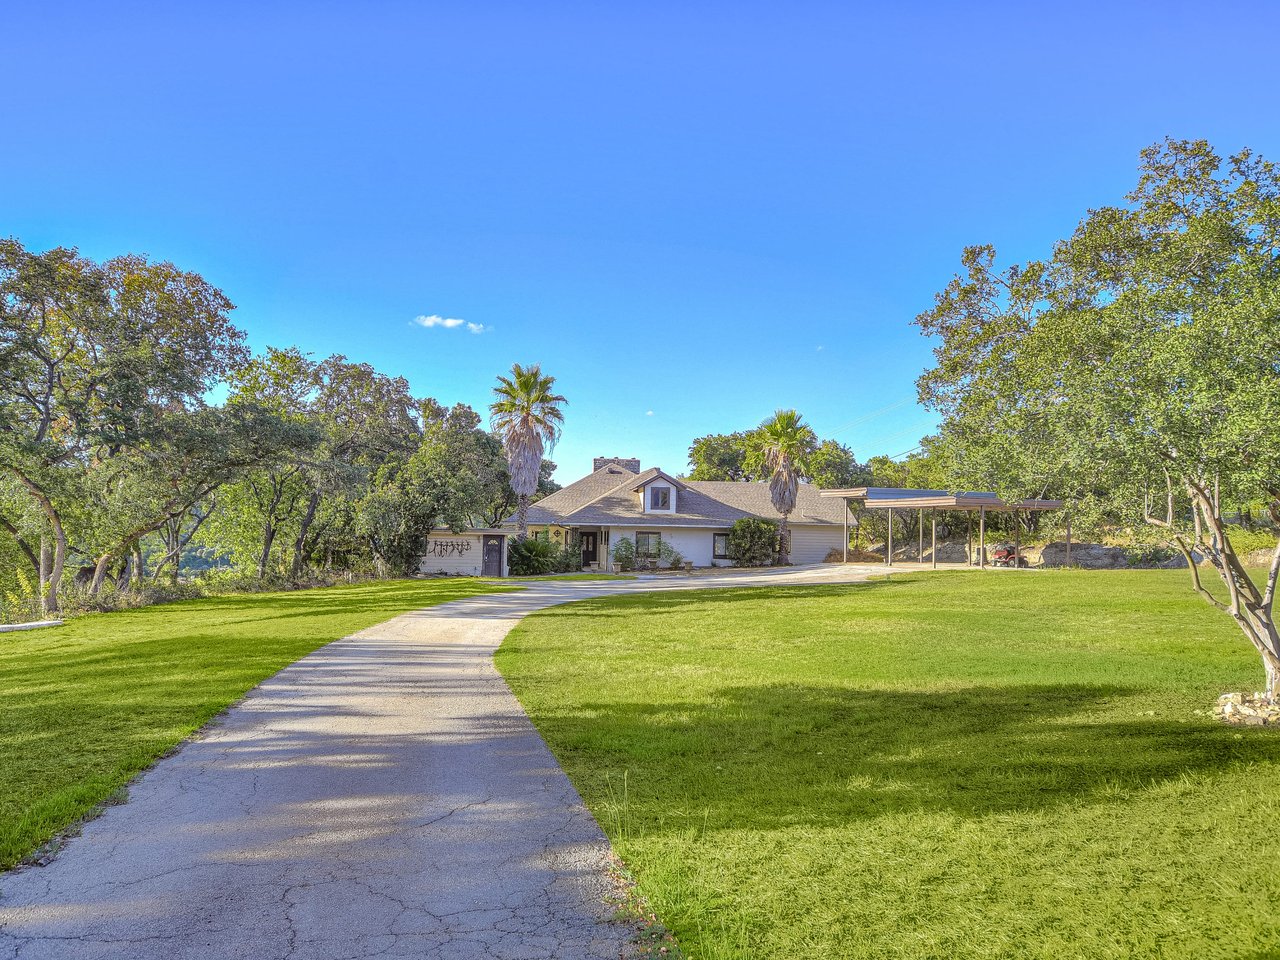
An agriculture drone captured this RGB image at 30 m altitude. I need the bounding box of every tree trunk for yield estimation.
[516,494,530,541]
[39,535,51,613]
[0,515,40,579]
[258,521,277,580]
[778,514,791,565]
[89,553,112,597]
[121,552,135,591]
[291,491,321,579]
[1263,646,1280,700]
[10,471,68,615]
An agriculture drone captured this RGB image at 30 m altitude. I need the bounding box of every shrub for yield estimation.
[554,534,584,573]
[727,518,778,567]
[507,537,559,576]
[658,540,685,570]
[1225,525,1279,556]
[611,537,637,572]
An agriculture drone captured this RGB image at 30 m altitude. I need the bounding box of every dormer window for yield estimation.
[649,487,670,510]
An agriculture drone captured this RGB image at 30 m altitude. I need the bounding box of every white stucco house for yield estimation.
[515,457,849,569]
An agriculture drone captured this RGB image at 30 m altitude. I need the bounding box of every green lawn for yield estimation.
[497,570,1280,960]
[0,577,510,870]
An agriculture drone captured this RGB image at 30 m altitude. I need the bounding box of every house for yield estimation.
[515,457,850,569]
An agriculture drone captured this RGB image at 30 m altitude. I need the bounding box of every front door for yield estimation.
[482,535,505,576]
[581,532,598,566]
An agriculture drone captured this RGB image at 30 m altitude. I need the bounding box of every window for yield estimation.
[648,486,671,510]
[713,532,731,560]
[636,532,661,558]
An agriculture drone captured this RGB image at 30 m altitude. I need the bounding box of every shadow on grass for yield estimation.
[540,682,1280,827]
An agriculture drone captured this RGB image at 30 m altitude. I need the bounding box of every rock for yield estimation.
[1215,691,1279,726]
[1039,543,1130,569]
[1244,546,1278,567]
[1038,542,1199,569]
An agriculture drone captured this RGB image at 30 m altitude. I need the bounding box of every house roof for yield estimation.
[518,462,848,528]
[523,462,640,525]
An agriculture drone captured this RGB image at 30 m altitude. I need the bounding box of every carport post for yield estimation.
[1065,512,1072,566]
[979,506,987,569]
[931,507,937,570]
[918,507,924,563]
[1014,509,1020,567]
[886,508,893,567]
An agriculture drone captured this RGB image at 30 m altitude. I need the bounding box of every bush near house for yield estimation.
[612,537,637,572]
[507,537,559,575]
[727,517,778,567]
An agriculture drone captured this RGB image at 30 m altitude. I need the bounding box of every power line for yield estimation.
[826,397,915,436]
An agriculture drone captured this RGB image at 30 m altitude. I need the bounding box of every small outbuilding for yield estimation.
[418,528,508,577]
[819,487,1066,568]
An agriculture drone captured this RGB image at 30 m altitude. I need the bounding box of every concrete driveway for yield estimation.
[0,565,878,960]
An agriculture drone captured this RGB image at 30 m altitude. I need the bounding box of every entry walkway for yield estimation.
[0,565,878,960]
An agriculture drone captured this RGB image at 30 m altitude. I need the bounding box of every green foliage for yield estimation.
[807,438,867,489]
[611,536,637,572]
[554,534,584,574]
[657,539,684,570]
[1226,526,1279,557]
[0,239,253,610]
[489,363,567,539]
[0,577,509,870]
[507,537,559,576]
[499,571,1280,960]
[686,432,755,481]
[727,517,778,566]
[688,422,863,490]
[914,139,1280,690]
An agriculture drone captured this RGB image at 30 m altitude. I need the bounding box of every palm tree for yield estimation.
[757,409,817,564]
[489,363,567,540]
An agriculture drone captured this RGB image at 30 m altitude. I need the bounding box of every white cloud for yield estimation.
[816,345,825,352]
[413,314,487,334]
[645,410,654,416]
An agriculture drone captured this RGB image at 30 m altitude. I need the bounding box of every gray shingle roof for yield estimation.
[515,463,847,528]
[522,463,639,525]
[683,480,847,525]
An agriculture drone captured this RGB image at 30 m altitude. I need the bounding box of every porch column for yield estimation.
[1014,510,1021,567]
[931,507,937,570]
[1065,513,1072,566]
[918,507,924,563]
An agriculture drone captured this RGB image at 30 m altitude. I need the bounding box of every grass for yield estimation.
[0,576,511,870]
[497,573,637,581]
[496,570,1280,960]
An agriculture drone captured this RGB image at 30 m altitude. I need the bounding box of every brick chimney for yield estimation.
[593,456,641,473]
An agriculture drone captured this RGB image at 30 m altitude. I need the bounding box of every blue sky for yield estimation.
[5,2,1278,481]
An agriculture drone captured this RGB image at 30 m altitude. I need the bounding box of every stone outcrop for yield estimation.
[1244,546,1278,567]
[1038,542,1194,569]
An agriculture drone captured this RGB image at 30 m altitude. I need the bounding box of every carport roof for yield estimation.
[818,487,1063,512]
